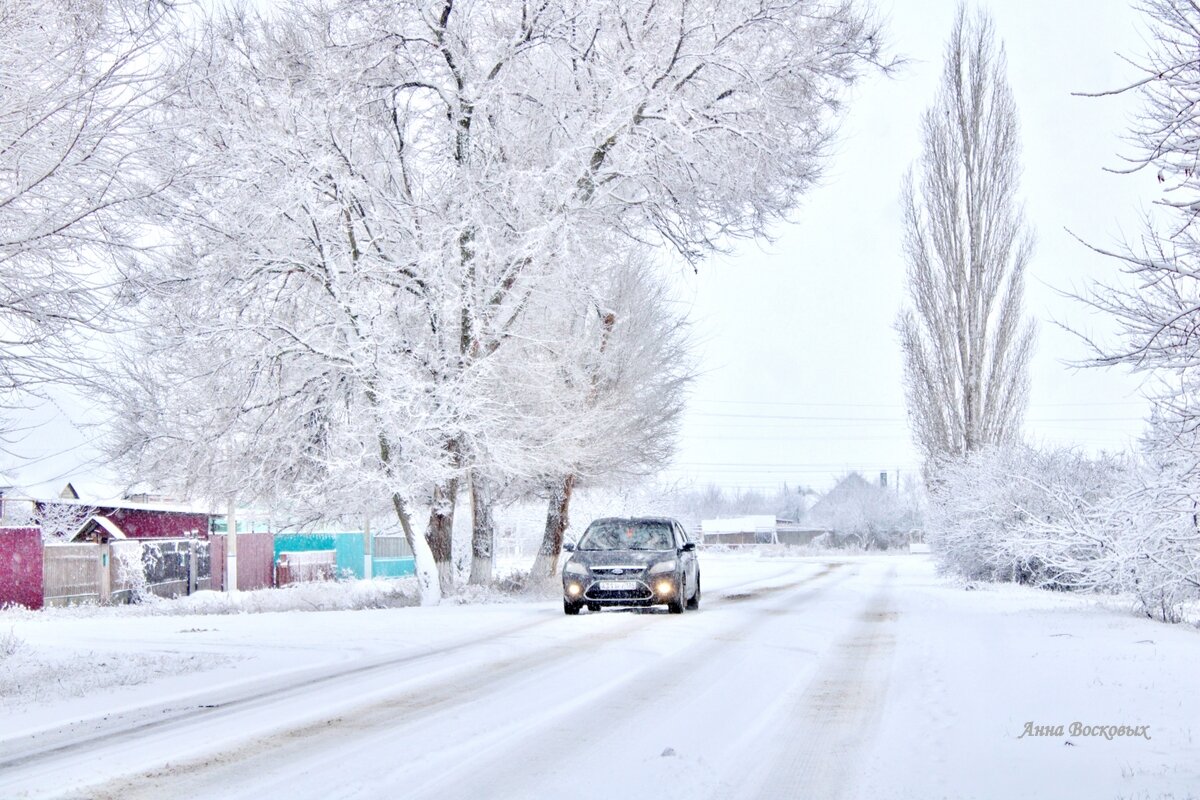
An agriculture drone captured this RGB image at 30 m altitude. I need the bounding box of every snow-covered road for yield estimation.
[1,555,1197,799]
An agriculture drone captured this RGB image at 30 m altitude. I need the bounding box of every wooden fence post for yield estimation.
[98,544,112,604]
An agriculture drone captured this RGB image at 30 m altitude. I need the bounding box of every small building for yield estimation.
[774,519,828,547]
[700,515,778,546]
[700,515,826,547]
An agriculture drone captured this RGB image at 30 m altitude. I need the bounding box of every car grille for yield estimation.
[591,566,647,577]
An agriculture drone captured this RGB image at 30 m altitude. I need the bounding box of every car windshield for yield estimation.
[577,520,674,551]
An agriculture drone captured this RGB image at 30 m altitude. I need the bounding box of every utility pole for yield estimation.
[226,499,237,594]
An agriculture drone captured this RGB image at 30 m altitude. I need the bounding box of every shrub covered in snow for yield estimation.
[929,444,1200,622]
[0,627,22,661]
[928,445,1128,587]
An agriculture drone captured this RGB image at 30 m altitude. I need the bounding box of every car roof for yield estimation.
[588,516,679,525]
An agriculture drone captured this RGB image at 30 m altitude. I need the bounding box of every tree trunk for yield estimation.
[391,490,441,605]
[468,472,495,586]
[532,474,576,580]
[377,427,440,604]
[426,478,458,594]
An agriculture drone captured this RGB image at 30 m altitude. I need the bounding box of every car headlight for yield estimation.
[648,559,676,575]
[564,561,587,576]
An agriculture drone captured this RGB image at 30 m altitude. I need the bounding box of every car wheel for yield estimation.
[687,573,701,610]
[668,577,685,614]
[564,599,582,615]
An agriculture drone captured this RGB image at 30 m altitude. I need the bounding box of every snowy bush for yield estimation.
[144,579,420,616]
[0,628,22,661]
[1108,476,1200,623]
[930,444,1200,622]
[113,541,150,604]
[928,445,1125,587]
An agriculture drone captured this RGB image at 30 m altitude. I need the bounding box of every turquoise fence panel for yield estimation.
[275,532,370,579]
[334,534,366,579]
[373,557,416,578]
[273,533,334,557]
[274,532,413,579]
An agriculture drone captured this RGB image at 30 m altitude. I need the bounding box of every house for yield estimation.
[774,519,828,546]
[700,514,826,547]
[40,483,214,542]
[807,472,917,549]
[700,515,778,546]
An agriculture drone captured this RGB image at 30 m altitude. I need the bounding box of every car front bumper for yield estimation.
[563,574,680,606]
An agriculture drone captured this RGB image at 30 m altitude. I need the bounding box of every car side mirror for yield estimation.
[563,542,575,552]
[681,541,696,552]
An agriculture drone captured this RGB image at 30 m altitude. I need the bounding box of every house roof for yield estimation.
[46,496,216,515]
[808,472,880,517]
[71,515,128,543]
[44,482,216,516]
[700,515,777,534]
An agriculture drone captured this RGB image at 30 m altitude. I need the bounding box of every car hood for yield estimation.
[568,549,674,569]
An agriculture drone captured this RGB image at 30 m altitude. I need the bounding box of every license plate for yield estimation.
[598,580,638,591]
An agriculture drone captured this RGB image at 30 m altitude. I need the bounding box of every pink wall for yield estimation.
[0,527,44,609]
[210,533,275,591]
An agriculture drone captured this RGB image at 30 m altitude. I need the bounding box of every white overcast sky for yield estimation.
[663,0,1160,493]
[3,0,1165,499]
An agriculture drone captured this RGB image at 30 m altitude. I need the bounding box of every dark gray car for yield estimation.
[561,517,700,614]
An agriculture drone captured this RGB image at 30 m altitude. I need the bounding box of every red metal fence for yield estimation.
[209,532,275,591]
[0,527,43,609]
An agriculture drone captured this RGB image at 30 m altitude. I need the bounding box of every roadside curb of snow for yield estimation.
[0,578,422,620]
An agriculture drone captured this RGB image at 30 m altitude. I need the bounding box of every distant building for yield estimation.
[807,472,918,549]
[699,515,825,547]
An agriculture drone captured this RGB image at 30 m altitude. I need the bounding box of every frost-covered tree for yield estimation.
[0,0,174,426]
[35,500,96,542]
[444,246,689,584]
[898,5,1035,476]
[1080,0,1200,480]
[525,252,691,580]
[109,6,456,601]
[1067,0,1200,620]
[112,0,888,601]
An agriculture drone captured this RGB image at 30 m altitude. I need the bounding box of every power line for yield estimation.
[688,411,1145,422]
[690,398,1148,409]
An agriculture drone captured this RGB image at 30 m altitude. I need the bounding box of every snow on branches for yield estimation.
[930,444,1200,623]
[898,7,1034,474]
[107,0,888,599]
[0,0,173,415]
[1079,0,1200,478]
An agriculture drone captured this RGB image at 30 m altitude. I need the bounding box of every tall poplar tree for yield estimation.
[898,5,1035,475]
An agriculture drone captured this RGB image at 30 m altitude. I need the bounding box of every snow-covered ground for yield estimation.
[1,554,1196,799]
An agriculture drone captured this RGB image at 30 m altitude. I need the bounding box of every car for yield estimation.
[561,516,700,615]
